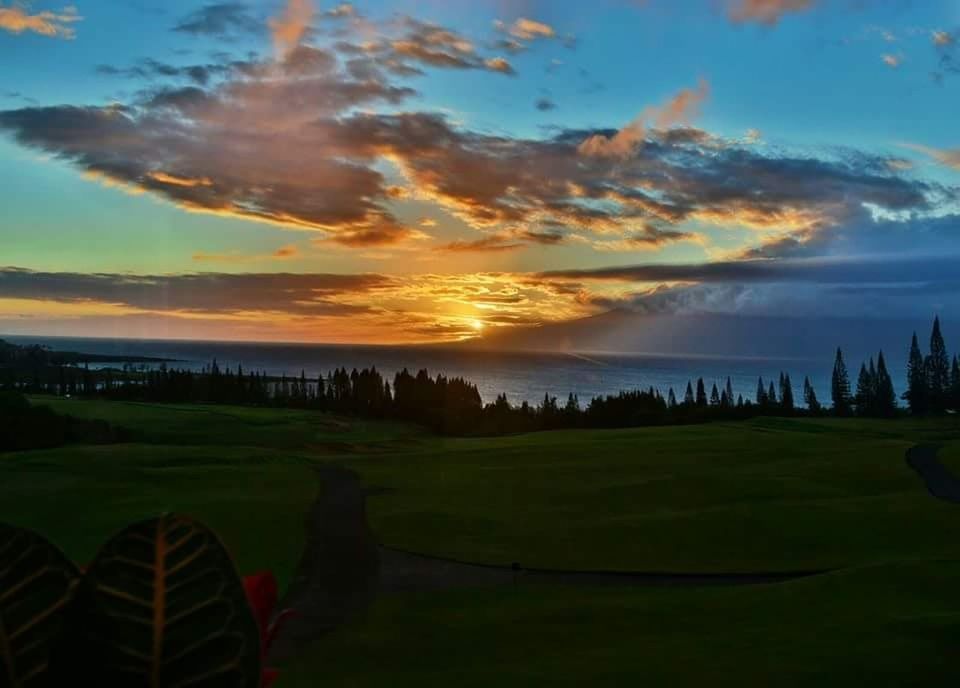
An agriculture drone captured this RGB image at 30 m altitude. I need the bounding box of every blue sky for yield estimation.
[1,0,959,345]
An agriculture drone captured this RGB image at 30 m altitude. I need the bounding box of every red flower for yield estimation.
[243,572,296,688]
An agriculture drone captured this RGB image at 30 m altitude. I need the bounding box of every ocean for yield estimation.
[2,335,874,407]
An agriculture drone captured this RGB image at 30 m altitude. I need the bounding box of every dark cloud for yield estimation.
[97,59,232,86]
[518,230,565,245]
[0,5,951,255]
[0,267,390,316]
[172,3,260,37]
[535,97,556,111]
[539,254,960,285]
[739,212,960,260]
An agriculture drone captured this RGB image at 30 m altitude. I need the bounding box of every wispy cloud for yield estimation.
[192,244,301,263]
[172,2,259,37]
[269,0,313,58]
[902,143,960,171]
[727,0,817,26]
[932,30,954,47]
[0,3,81,38]
[881,53,902,68]
[578,79,710,158]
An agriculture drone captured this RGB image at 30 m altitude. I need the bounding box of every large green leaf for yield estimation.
[68,514,262,687]
[0,523,79,688]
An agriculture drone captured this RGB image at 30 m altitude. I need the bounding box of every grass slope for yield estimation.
[283,560,960,687]
[347,416,960,571]
[5,397,418,587]
[7,398,960,686]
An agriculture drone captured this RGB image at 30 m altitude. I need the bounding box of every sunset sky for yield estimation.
[2,0,959,345]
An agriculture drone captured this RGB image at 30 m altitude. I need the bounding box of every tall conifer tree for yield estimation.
[831,347,852,416]
[876,351,896,416]
[905,332,927,414]
[927,316,950,411]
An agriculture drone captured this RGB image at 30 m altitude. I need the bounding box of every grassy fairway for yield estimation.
[348,416,960,571]
[4,398,418,587]
[13,398,960,575]
[283,560,960,687]
[7,398,960,686]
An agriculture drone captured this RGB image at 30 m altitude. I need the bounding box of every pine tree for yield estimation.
[875,351,896,416]
[756,377,767,406]
[684,381,695,405]
[780,373,794,412]
[803,376,821,413]
[905,332,927,414]
[855,363,872,416]
[667,388,677,408]
[951,356,960,410]
[696,378,707,407]
[736,394,744,408]
[710,383,721,406]
[767,380,778,406]
[831,347,852,416]
[927,316,950,411]
[725,377,734,406]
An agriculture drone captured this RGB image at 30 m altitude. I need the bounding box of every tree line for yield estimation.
[1,316,957,436]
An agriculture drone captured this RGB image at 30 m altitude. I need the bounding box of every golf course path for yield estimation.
[270,461,827,661]
[906,444,960,502]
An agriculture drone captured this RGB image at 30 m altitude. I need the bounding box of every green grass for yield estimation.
[8,398,960,686]
[345,416,960,571]
[0,442,317,588]
[281,560,960,687]
[8,396,420,588]
[16,398,960,575]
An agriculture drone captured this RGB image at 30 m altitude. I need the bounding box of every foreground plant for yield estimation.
[1,515,291,687]
[0,523,79,687]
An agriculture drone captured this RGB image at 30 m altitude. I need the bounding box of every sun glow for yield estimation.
[470,319,485,332]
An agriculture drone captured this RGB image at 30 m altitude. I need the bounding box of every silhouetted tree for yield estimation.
[951,356,960,410]
[710,383,721,406]
[803,376,821,413]
[905,332,927,414]
[875,351,896,416]
[684,381,695,405]
[927,316,950,412]
[855,362,873,417]
[780,373,794,412]
[667,388,677,408]
[696,378,707,407]
[831,347,852,416]
[756,377,767,406]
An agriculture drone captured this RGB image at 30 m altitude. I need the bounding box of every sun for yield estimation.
[470,319,485,332]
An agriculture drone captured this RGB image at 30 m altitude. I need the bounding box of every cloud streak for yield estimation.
[727,0,817,26]
[0,3,81,38]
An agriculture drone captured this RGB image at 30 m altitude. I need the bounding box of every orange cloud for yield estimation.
[0,4,81,38]
[933,31,954,47]
[273,244,299,258]
[192,245,301,263]
[435,234,525,253]
[727,0,817,26]
[484,57,515,74]
[148,171,213,187]
[508,18,555,40]
[270,0,314,58]
[579,79,710,158]
[902,143,960,171]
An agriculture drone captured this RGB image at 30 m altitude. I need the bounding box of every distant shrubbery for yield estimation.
[0,391,124,451]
